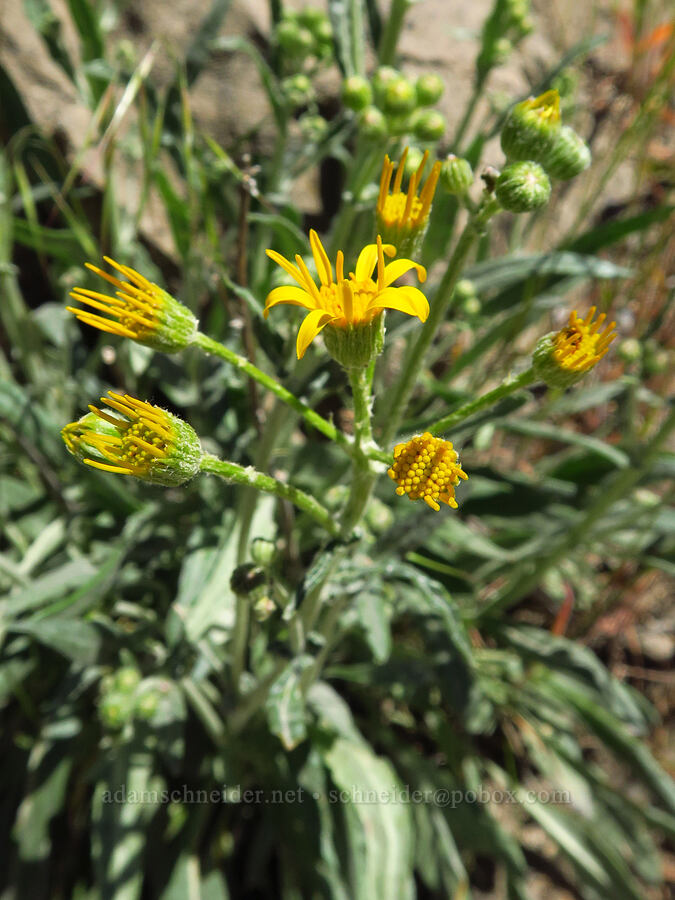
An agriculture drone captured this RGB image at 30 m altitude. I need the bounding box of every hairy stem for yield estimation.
[427,368,536,435]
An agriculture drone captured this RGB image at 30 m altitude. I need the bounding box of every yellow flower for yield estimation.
[388,432,468,511]
[533,307,617,388]
[376,147,441,254]
[265,230,429,361]
[553,307,616,372]
[62,392,202,485]
[67,258,197,352]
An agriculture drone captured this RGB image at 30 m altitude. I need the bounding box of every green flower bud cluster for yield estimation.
[281,73,315,110]
[477,0,533,80]
[273,7,333,73]
[500,89,591,182]
[348,66,446,144]
[98,668,169,731]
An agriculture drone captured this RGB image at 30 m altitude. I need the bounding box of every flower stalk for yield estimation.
[379,193,501,444]
[199,454,340,537]
[427,368,536,434]
[340,366,379,536]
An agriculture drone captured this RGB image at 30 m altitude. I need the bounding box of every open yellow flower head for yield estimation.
[533,307,617,389]
[62,392,202,486]
[68,258,197,353]
[376,147,441,256]
[265,230,429,366]
[388,432,468,511]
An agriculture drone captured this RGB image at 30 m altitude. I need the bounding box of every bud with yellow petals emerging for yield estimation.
[532,307,617,389]
[62,392,202,486]
[376,147,441,257]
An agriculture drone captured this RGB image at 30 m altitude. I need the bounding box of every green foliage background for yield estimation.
[1,0,673,897]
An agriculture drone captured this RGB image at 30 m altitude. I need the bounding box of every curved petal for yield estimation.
[354,241,396,282]
[264,286,314,319]
[309,230,333,286]
[383,258,427,287]
[266,249,307,289]
[368,286,429,322]
[296,309,338,359]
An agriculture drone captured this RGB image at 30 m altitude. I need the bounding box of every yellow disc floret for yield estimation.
[388,432,468,511]
[553,307,616,373]
[67,258,197,352]
[62,392,202,486]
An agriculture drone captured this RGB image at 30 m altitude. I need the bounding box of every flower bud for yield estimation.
[541,125,591,180]
[341,75,372,112]
[382,76,417,115]
[440,154,474,194]
[415,73,444,107]
[372,66,401,105]
[357,105,387,140]
[63,392,202,486]
[251,537,277,567]
[297,7,328,32]
[253,595,276,622]
[495,160,551,213]
[532,307,616,388]
[299,113,329,143]
[68,258,198,353]
[282,73,315,108]
[376,148,441,257]
[402,147,425,179]
[275,20,314,62]
[411,109,446,142]
[500,89,561,163]
[617,338,641,364]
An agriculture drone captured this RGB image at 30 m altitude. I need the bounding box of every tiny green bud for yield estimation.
[617,338,641,363]
[341,75,373,112]
[386,113,412,137]
[281,73,315,108]
[99,693,133,730]
[412,109,446,141]
[298,113,329,143]
[297,7,327,32]
[135,691,160,719]
[493,37,513,63]
[253,595,276,622]
[643,343,669,375]
[372,66,401,105]
[382,76,417,114]
[454,278,477,302]
[115,667,141,693]
[415,73,444,106]
[251,537,277,567]
[357,105,387,140]
[440,154,474,194]
[402,146,426,179]
[541,125,591,180]
[313,19,334,58]
[462,295,482,317]
[500,89,562,163]
[275,20,314,61]
[495,160,551,213]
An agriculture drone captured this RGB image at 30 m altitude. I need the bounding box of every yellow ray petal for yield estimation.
[369,286,429,321]
[265,249,307,289]
[296,309,337,359]
[354,241,396,282]
[309,229,333,286]
[382,258,427,287]
[264,285,315,319]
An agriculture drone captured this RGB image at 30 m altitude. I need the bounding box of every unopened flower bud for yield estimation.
[415,73,444,107]
[495,160,551,213]
[382,76,417,114]
[282,73,315,108]
[412,109,446,142]
[541,125,591,180]
[357,105,387,140]
[299,113,329,143]
[532,307,616,388]
[617,338,641,363]
[372,66,401,105]
[500,89,561,163]
[251,537,277,567]
[275,20,314,62]
[440,154,474,194]
[341,75,372,111]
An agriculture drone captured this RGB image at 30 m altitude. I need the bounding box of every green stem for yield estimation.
[378,0,411,65]
[378,195,501,445]
[452,74,485,151]
[192,331,353,454]
[427,368,535,435]
[479,404,675,619]
[340,366,378,537]
[200,454,340,537]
